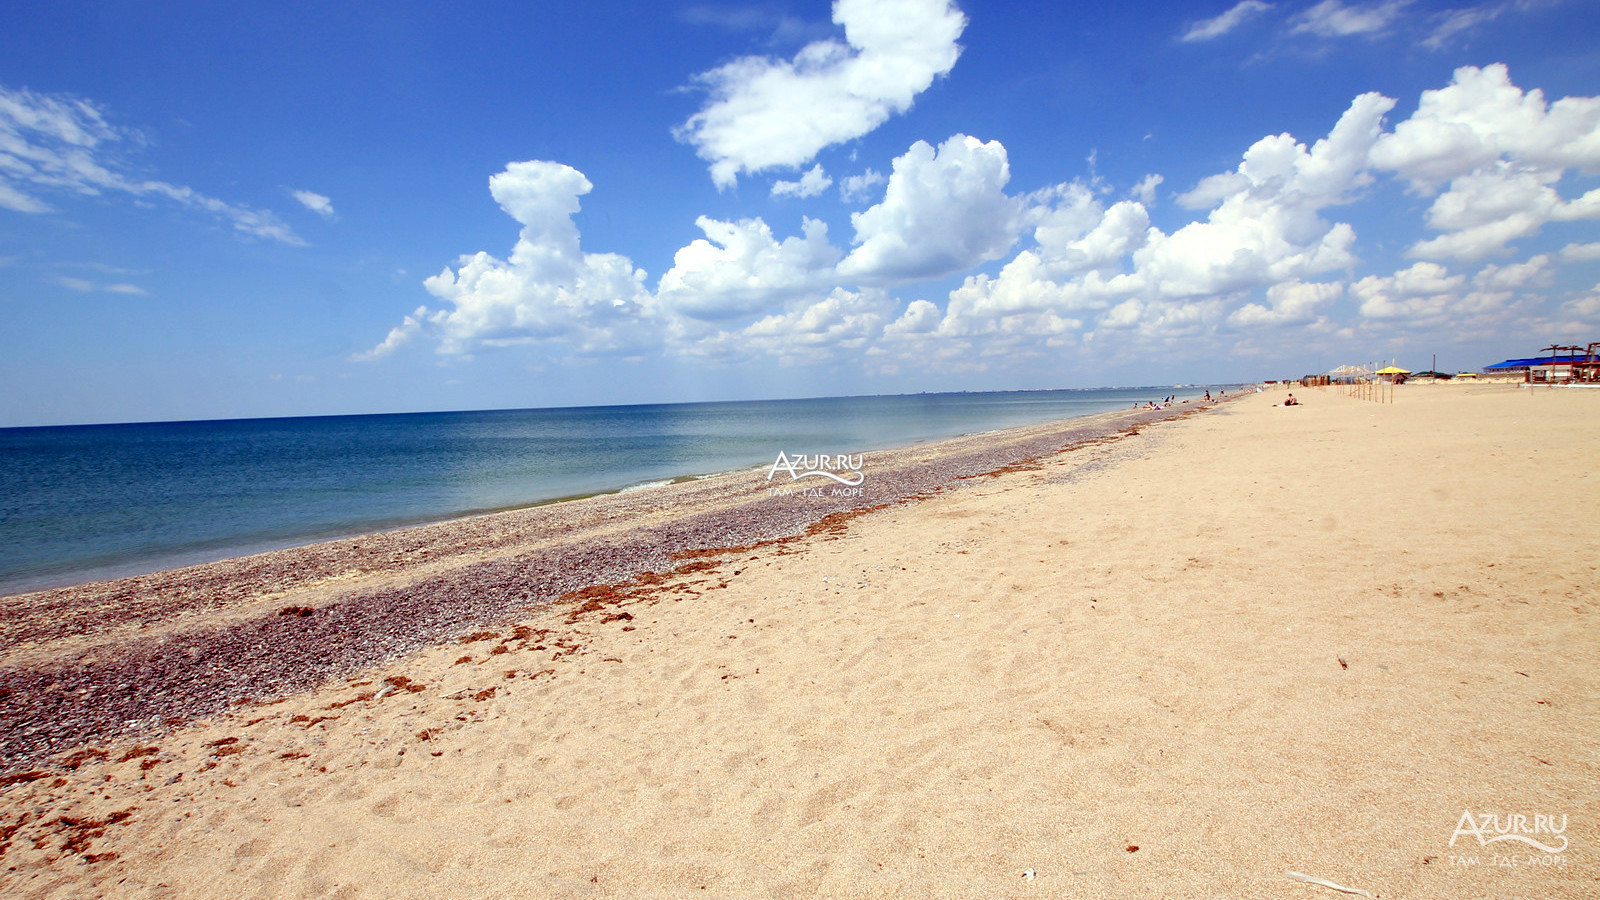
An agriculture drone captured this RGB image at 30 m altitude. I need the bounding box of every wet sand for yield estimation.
[0,384,1594,898]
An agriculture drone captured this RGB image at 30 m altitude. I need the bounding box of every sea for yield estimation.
[0,388,1211,595]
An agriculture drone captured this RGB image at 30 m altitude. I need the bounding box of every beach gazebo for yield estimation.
[1375,365,1410,383]
[1326,364,1371,385]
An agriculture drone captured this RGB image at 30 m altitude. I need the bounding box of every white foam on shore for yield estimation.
[619,479,675,494]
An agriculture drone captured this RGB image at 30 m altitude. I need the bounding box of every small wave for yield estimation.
[619,479,674,494]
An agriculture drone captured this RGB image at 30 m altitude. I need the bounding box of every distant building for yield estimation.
[1483,343,1600,383]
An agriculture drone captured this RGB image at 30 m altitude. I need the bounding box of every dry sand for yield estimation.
[0,383,1595,898]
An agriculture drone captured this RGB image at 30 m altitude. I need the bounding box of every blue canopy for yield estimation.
[1483,355,1587,370]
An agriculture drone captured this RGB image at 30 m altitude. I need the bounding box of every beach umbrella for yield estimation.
[1375,365,1410,374]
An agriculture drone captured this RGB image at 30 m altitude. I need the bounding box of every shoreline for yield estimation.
[0,389,1217,598]
[0,477,730,601]
[0,398,1225,773]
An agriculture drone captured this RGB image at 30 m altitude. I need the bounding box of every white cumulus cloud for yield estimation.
[949,253,1096,320]
[1473,253,1551,291]
[1371,64,1600,188]
[837,134,1027,283]
[1560,242,1600,262]
[1228,279,1343,326]
[1041,198,1152,274]
[1370,64,1600,260]
[771,164,833,199]
[675,0,966,188]
[354,304,430,361]
[1407,164,1600,260]
[883,298,942,335]
[739,287,894,361]
[394,161,656,358]
[374,64,1598,376]
[657,215,841,320]
[1560,282,1600,325]
[684,287,896,365]
[877,91,1398,350]
[839,168,886,202]
[1131,174,1164,207]
[1353,262,1450,320]
[1134,91,1394,298]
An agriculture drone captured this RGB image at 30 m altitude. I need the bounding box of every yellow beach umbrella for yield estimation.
[1375,365,1410,374]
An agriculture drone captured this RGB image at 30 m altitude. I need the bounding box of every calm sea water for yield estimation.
[0,388,1207,594]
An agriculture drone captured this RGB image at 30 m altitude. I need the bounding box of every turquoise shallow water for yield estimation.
[0,388,1209,594]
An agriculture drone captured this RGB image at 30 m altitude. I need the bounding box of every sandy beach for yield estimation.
[0,384,1595,898]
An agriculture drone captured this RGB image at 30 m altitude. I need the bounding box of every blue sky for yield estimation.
[2,0,1598,426]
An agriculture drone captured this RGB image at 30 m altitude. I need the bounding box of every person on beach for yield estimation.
[1204,390,1211,401]
[1283,393,1299,406]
